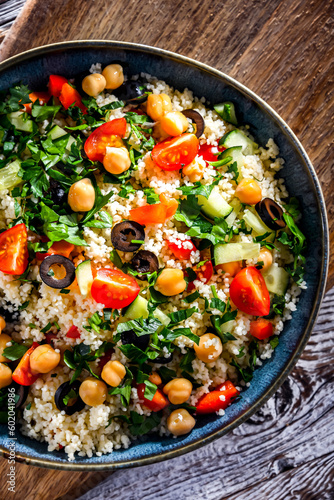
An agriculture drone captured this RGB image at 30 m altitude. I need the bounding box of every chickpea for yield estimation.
[102,64,124,90]
[103,147,131,175]
[167,408,196,436]
[0,334,12,363]
[154,268,187,296]
[101,360,126,387]
[182,160,204,183]
[159,111,189,136]
[82,73,107,97]
[148,372,162,385]
[194,333,223,363]
[152,122,170,143]
[0,363,12,389]
[68,178,95,212]
[146,93,172,121]
[257,248,273,272]
[30,345,61,374]
[216,261,242,277]
[0,316,6,331]
[235,178,262,205]
[79,377,108,406]
[163,378,193,404]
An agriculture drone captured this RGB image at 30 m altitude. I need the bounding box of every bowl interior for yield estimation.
[0,42,328,469]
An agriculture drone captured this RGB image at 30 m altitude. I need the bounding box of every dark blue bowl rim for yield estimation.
[0,40,329,471]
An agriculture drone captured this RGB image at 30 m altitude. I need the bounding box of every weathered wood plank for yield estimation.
[0,0,25,42]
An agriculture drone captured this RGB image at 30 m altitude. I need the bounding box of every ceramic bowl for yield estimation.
[0,41,328,470]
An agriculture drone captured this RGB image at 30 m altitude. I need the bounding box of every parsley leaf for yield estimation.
[3,342,29,361]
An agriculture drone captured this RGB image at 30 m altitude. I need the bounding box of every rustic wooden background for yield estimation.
[0,0,333,498]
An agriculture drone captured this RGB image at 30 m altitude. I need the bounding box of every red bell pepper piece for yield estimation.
[137,383,169,412]
[12,342,40,386]
[48,75,68,97]
[66,325,81,339]
[36,240,75,261]
[59,83,87,114]
[195,380,239,414]
[129,203,168,225]
[24,91,51,113]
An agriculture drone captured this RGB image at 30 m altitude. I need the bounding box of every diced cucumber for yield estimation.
[7,111,33,133]
[220,146,244,169]
[48,125,76,151]
[123,295,170,326]
[263,265,289,296]
[214,242,260,265]
[0,159,22,190]
[219,129,258,155]
[198,188,232,220]
[75,260,93,297]
[225,198,242,227]
[243,209,274,237]
[220,320,235,333]
[219,146,244,181]
[214,102,238,125]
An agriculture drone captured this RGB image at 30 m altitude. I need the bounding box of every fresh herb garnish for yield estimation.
[3,342,29,361]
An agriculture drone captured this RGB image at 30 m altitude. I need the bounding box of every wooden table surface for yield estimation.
[0,1,333,499]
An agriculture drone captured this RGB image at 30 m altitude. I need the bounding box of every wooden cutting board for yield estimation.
[0,0,333,498]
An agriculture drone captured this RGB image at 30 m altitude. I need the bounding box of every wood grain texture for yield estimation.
[0,0,332,289]
[0,1,333,499]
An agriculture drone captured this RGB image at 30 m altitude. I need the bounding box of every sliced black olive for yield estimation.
[152,352,173,364]
[131,250,159,280]
[181,109,205,138]
[255,198,286,231]
[121,330,150,351]
[40,255,75,289]
[55,381,85,415]
[50,178,67,206]
[111,221,145,252]
[113,80,147,104]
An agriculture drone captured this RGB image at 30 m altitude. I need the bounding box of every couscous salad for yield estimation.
[0,63,306,460]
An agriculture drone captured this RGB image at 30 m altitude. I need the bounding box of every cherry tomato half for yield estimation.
[249,318,273,340]
[167,239,197,260]
[230,266,270,317]
[151,133,199,171]
[84,118,127,162]
[137,383,169,412]
[198,142,225,165]
[195,380,239,414]
[187,260,214,291]
[91,268,140,309]
[0,223,29,275]
[12,342,40,386]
